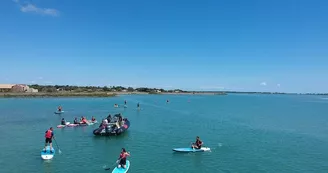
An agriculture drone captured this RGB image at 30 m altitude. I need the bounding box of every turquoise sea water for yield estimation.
[0,94,328,173]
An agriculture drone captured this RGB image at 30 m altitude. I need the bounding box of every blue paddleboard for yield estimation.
[172,147,211,153]
[41,146,55,160]
[54,111,64,114]
[112,160,130,173]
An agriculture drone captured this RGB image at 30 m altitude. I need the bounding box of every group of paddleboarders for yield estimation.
[60,116,97,125]
[48,99,204,170]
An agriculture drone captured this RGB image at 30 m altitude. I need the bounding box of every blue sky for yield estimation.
[0,0,327,93]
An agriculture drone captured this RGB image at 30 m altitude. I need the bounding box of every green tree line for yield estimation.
[28,84,185,93]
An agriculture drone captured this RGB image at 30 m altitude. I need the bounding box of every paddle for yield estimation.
[104,159,120,170]
[53,138,62,154]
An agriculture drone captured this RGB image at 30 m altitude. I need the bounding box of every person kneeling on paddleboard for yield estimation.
[73,117,79,124]
[191,136,203,149]
[61,118,66,125]
[58,106,62,112]
[80,117,88,124]
[91,116,96,122]
[43,127,54,153]
[117,148,130,169]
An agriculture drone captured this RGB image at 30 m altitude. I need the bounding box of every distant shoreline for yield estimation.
[0,91,326,98]
[0,92,117,98]
[0,91,227,98]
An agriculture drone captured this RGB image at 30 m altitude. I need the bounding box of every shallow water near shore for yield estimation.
[0,94,328,173]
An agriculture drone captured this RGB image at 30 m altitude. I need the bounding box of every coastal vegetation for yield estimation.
[27,84,189,93]
[0,92,117,98]
[2,84,326,98]
[0,84,229,98]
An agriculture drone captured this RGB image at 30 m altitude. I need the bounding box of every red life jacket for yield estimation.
[119,152,126,159]
[45,130,52,138]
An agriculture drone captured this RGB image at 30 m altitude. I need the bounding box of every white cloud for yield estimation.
[20,4,59,16]
[13,0,59,17]
[277,84,281,87]
[260,82,267,86]
[38,77,43,80]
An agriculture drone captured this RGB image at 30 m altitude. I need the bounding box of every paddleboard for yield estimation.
[41,146,55,160]
[54,111,64,114]
[124,105,127,108]
[79,122,94,126]
[57,125,65,128]
[112,160,130,173]
[172,147,211,153]
[56,122,70,128]
[90,120,98,124]
[67,124,79,127]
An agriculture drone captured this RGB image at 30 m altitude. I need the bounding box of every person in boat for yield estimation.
[191,136,203,149]
[91,116,96,122]
[117,148,130,169]
[118,116,124,127]
[73,117,79,124]
[43,127,54,153]
[61,118,66,125]
[115,117,121,129]
[106,114,112,123]
[99,118,107,128]
[58,106,62,112]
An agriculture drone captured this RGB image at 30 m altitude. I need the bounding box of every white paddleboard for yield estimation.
[41,146,55,160]
[172,147,211,153]
[112,160,130,173]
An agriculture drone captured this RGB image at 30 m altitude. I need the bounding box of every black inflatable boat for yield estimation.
[93,114,130,136]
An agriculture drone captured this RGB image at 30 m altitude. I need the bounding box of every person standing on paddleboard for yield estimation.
[43,127,54,153]
[124,100,127,105]
[137,103,140,109]
[191,136,203,149]
[117,148,130,169]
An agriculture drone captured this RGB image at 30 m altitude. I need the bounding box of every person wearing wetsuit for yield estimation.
[61,118,66,125]
[191,136,203,149]
[43,127,54,153]
[117,148,130,169]
[73,117,78,124]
